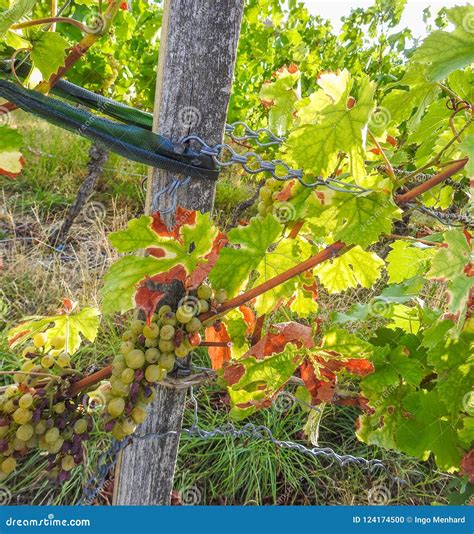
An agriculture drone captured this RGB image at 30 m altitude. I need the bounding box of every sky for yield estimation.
[303,0,461,37]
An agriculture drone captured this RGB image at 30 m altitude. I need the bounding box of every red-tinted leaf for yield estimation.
[63,298,77,313]
[239,305,256,335]
[150,207,196,243]
[461,450,474,483]
[205,322,232,370]
[148,247,166,259]
[386,135,397,147]
[344,358,374,376]
[300,359,335,404]
[8,329,30,347]
[245,322,314,359]
[222,362,245,386]
[300,353,373,405]
[186,232,228,290]
[276,63,299,75]
[275,180,295,201]
[135,265,186,325]
[302,273,319,300]
[0,153,25,178]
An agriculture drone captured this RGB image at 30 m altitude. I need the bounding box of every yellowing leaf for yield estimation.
[8,307,100,355]
[209,214,282,298]
[318,190,402,248]
[286,71,376,178]
[386,241,436,283]
[0,150,24,177]
[314,246,384,293]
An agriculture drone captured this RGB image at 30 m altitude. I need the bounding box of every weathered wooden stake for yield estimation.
[113,0,244,505]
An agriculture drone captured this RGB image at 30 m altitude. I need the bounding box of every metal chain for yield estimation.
[225,121,284,147]
[80,386,404,505]
[182,134,370,194]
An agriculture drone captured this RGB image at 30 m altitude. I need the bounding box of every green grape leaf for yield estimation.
[426,329,474,414]
[448,69,474,103]
[458,418,474,448]
[410,5,474,82]
[421,319,455,350]
[0,126,23,152]
[225,346,303,420]
[396,390,462,471]
[357,384,411,450]
[30,32,69,81]
[386,303,421,334]
[314,246,384,294]
[8,307,100,355]
[386,241,436,283]
[102,209,219,314]
[459,134,474,177]
[0,0,37,36]
[286,70,376,178]
[321,327,375,358]
[380,67,439,129]
[426,230,472,325]
[209,214,282,298]
[259,64,300,134]
[254,239,312,315]
[361,345,425,396]
[427,229,471,281]
[319,191,402,248]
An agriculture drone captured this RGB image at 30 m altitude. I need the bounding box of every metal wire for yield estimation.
[80,386,405,505]
[408,203,473,228]
[150,175,191,214]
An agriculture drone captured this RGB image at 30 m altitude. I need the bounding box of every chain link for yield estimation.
[225,121,284,147]
[182,134,370,194]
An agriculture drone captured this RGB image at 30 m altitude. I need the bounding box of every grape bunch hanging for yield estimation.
[102,283,225,440]
[0,284,227,481]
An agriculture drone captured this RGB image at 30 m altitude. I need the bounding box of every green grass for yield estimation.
[175,384,452,506]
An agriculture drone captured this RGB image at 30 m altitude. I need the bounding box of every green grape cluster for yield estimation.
[103,283,226,441]
[0,332,95,483]
[15,333,71,387]
[0,382,93,483]
[256,178,285,218]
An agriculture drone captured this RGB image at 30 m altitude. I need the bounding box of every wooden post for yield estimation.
[113,0,244,505]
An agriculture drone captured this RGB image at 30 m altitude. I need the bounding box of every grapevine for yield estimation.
[0,0,473,502]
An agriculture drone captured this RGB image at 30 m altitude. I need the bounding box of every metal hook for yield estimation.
[151,176,191,214]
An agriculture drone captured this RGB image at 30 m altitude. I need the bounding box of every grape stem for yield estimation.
[395,159,467,203]
[11,17,93,34]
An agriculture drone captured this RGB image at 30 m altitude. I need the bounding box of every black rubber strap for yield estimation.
[0,79,218,180]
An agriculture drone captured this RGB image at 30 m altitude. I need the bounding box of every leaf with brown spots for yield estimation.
[245,322,315,360]
[205,322,232,370]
